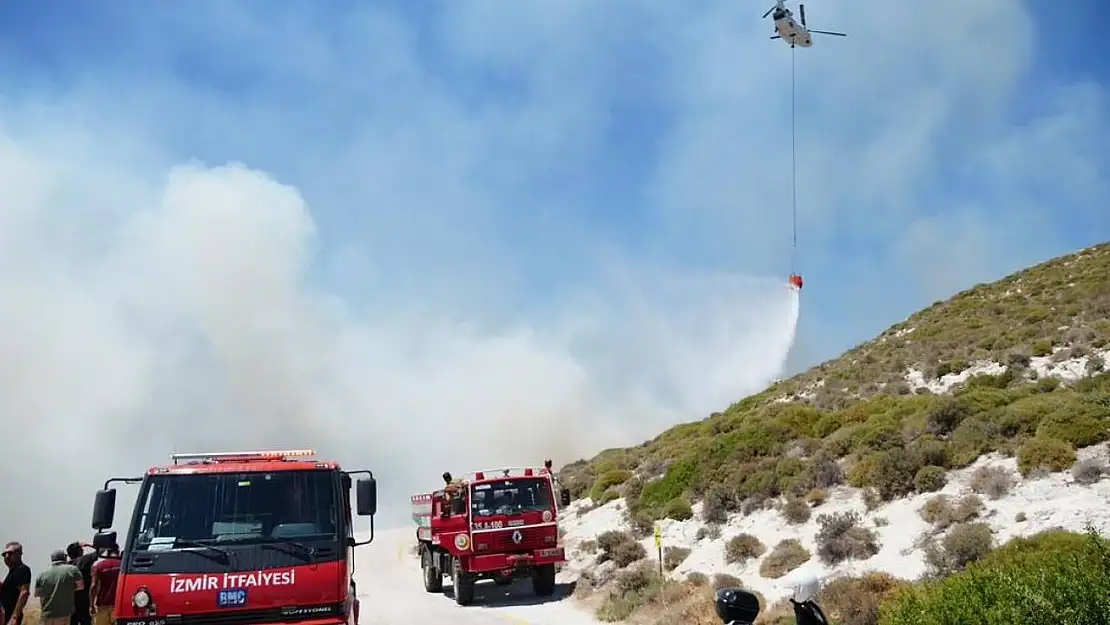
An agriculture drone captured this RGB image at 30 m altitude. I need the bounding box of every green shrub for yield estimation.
[663,498,694,521]
[1016,437,1076,476]
[590,469,633,500]
[881,529,1110,625]
[724,533,766,564]
[597,489,620,504]
[914,465,947,493]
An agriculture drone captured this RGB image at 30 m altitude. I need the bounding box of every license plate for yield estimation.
[217,589,247,608]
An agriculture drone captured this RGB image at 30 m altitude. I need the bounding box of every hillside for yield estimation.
[552,242,1110,624]
[559,242,1110,524]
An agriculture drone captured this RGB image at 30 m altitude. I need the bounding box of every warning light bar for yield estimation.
[171,449,317,465]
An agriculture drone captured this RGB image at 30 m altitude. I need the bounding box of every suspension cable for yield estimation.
[790,43,798,276]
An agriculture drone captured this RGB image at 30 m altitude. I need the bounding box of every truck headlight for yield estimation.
[133,588,152,609]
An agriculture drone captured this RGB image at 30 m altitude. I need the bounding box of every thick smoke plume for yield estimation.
[1,147,799,566]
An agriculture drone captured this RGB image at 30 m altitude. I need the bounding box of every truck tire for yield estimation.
[531,563,556,596]
[453,558,475,606]
[422,557,443,593]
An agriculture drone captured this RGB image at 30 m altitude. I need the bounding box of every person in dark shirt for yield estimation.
[66,543,98,625]
[2,542,32,625]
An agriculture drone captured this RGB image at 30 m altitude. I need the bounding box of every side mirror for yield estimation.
[560,488,571,507]
[92,531,117,553]
[356,477,377,516]
[451,495,466,516]
[92,489,117,530]
[714,587,761,625]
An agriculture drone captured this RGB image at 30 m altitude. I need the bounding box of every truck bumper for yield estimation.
[468,547,565,574]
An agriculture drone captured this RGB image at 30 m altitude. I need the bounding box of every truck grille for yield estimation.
[119,603,342,625]
[493,527,550,551]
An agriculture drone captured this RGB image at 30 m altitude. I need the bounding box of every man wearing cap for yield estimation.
[2,542,31,625]
[35,550,84,625]
[66,543,98,625]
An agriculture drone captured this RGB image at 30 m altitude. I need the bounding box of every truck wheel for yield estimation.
[453,559,475,606]
[422,558,443,593]
[531,563,556,596]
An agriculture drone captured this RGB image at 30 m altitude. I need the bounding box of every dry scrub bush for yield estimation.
[815,511,880,565]
[805,488,828,506]
[595,561,663,621]
[1071,458,1106,484]
[696,524,722,540]
[818,572,908,625]
[861,488,881,511]
[663,546,691,571]
[759,539,811,578]
[712,573,744,590]
[796,451,844,491]
[686,571,709,586]
[919,494,983,530]
[596,530,647,567]
[968,465,1013,499]
[781,497,811,524]
[725,533,767,564]
[923,522,993,576]
[701,486,732,524]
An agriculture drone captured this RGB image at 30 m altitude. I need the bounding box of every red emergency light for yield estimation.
[474,471,485,480]
[170,449,316,465]
[524,468,533,476]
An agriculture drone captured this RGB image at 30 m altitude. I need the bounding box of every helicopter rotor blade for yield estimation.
[762,6,775,19]
[799,4,806,27]
[809,29,847,37]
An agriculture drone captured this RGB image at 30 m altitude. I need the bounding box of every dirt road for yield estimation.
[355,527,601,625]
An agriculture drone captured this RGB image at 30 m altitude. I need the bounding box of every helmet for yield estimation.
[790,569,821,603]
[714,587,760,624]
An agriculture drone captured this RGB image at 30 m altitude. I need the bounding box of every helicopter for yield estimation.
[761,0,846,48]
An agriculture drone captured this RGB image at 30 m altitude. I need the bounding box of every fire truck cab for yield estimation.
[411,462,572,606]
[89,449,378,625]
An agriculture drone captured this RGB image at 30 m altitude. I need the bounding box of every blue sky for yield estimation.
[0,0,1108,538]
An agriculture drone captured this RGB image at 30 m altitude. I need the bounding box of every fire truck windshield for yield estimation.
[470,477,552,517]
[129,469,339,551]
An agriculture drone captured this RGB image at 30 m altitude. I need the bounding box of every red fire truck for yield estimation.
[410,462,572,606]
[89,449,378,625]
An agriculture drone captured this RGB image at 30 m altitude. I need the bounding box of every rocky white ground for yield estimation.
[558,442,1110,605]
[355,527,601,625]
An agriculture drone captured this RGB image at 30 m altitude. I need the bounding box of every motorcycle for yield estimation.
[715,570,829,625]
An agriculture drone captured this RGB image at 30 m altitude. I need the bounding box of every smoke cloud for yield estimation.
[1,143,799,567]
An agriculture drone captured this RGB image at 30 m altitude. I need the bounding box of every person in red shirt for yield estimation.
[88,545,120,625]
